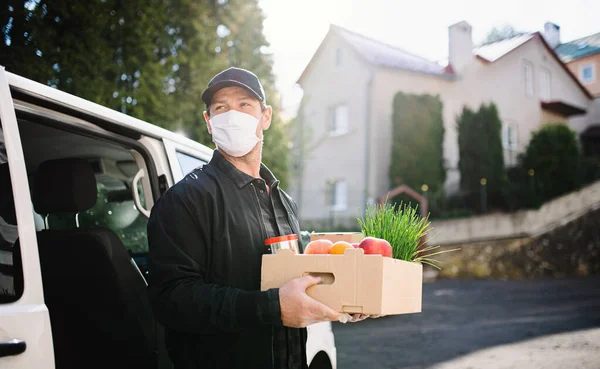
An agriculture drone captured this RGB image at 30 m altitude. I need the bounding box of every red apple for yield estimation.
[358,237,393,257]
[304,239,334,254]
[351,243,360,248]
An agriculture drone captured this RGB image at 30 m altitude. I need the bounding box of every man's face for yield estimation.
[203,86,272,139]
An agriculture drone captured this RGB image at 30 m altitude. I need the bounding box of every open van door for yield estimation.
[0,67,55,368]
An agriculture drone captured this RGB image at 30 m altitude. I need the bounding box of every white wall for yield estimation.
[430,180,600,245]
[294,33,372,224]
[570,97,600,137]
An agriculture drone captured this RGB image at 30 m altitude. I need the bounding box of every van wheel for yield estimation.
[309,351,332,369]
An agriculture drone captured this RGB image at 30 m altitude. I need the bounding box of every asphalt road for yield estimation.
[332,276,600,369]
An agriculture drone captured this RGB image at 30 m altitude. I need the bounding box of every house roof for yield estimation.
[555,31,600,62]
[332,25,449,75]
[297,25,592,99]
[474,34,535,62]
[474,32,592,99]
[297,24,451,84]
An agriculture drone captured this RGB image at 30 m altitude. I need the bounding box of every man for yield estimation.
[147,67,365,369]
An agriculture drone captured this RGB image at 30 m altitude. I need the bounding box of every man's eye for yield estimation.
[241,102,250,107]
[215,106,224,110]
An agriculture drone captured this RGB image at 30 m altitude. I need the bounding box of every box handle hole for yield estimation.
[303,272,335,285]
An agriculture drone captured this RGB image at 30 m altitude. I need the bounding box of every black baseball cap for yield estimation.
[201,67,266,107]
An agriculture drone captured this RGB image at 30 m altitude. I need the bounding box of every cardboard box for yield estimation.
[261,233,422,315]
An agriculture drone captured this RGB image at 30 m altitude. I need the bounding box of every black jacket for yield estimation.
[147,150,307,368]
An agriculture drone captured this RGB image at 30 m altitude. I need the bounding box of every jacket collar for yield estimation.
[211,149,279,189]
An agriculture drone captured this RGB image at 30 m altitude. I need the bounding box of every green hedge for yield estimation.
[389,92,446,193]
[508,123,600,209]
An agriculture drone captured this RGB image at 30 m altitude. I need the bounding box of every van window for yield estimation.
[46,176,149,254]
[86,177,149,254]
[0,120,21,303]
[18,119,151,256]
[176,150,206,176]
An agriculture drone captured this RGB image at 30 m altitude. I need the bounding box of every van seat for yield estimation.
[14,158,157,369]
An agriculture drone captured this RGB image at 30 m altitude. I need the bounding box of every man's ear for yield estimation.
[261,105,273,131]
[203,111,212,134]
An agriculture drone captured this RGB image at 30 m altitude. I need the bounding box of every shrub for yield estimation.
[517,124,580,203]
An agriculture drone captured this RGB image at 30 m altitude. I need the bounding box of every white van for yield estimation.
[0,67,336,369]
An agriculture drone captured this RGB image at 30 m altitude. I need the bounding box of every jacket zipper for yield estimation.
[271,325,275,369]
[278,191,302,250]
[251,182,276,368]
[250,183,268,242]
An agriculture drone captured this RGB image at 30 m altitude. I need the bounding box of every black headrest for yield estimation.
[33,158,97,214]
[0,163,17,225]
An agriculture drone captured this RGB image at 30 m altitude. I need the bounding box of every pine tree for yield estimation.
[457,103,505,212]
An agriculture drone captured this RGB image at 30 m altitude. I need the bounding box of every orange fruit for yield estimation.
[330,241,354,255]
[304,239,334,254]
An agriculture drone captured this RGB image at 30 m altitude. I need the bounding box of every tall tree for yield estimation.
[213,0,290,189]
[161,0,228,142]
[457,103,505,212]
[389,92,446,194]
[481,24,527,45]
[1,0,177,122]
[0,0,289,186]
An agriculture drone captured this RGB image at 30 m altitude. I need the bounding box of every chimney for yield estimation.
[448,21,473,75]
[543,22,560,48]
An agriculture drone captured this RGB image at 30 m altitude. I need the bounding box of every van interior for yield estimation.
[1,110,166,369]
[19,118,152,256]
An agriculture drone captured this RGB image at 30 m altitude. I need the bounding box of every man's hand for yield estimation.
[279,275,343,328]
[347,314,385,323]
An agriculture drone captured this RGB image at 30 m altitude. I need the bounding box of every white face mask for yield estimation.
[209,110,262,157]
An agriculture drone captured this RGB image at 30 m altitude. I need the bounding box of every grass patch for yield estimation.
[357,200,460,269]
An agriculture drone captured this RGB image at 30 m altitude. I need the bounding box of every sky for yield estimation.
[258,0,600,119]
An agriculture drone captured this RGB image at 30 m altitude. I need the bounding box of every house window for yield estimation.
[524,60,534,96]
[502,123,518,166]
[540,68,551,101]
[328,180,348,211]
[329,104,349,136]
[581,63,595,83]
[336,48,343,66]
[502,124,518,151]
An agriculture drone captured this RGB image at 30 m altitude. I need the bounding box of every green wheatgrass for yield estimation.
[357,200,460,270]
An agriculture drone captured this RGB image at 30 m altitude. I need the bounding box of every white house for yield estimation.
[292,21,593,228]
